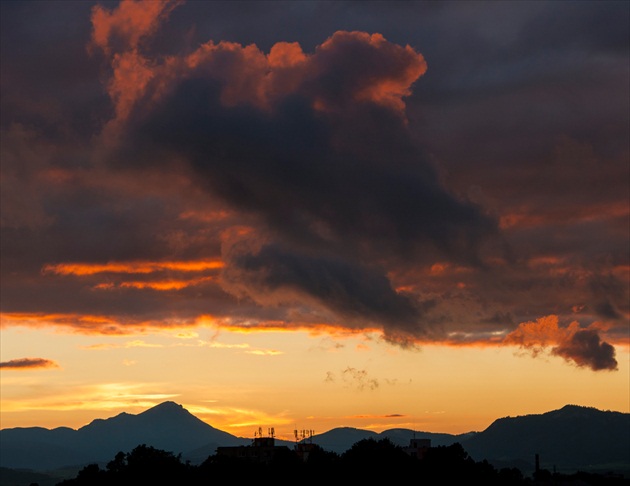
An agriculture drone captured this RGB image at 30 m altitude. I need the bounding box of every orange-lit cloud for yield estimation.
[267,41,307,68]
[179,209,231,222]
[214,320,381,338]
[316,31,426,113]
[504,315,618,371]
[178,30,428,115]
[90,0,181,55]
[90,0,182,128]
[0,312,197,335]
[107,50,155,123]
[0,358,59,370]
[499,201,630,230]
[1,312,330,336]
[42,259,223,276]
[90,0,427,132]
[94,276,215,291]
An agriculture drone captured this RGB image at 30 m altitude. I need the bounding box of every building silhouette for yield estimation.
[216,428,291,464]
[403,437,432,460]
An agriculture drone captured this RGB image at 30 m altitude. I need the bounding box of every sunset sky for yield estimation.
[1,0,628,440]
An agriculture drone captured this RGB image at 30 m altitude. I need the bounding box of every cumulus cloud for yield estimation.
[504,315,617,371]
[84,2,500,345]
[0,357,59,370]
[552,329,618,371]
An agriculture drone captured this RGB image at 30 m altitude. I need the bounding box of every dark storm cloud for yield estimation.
[0,1,627,367]
[390,0,629,349]
[222,242,430,339]
[552,330,618,372]
[0,1,109,139]
[102,21,500,337]
[131,74,496,266]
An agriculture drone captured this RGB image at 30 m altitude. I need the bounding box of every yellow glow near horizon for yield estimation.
[1,325,628,439]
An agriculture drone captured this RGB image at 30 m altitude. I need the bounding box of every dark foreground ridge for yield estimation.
[52,439,630,486]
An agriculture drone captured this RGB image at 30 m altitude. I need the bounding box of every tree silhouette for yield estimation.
[56,444,191,486]
[339,437,414,482]
[54,440,629,486]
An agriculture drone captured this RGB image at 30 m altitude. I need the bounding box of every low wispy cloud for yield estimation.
[0,382,179,413]
[0,357,59,370]
[326,366,380,391]
[245,349,283,356]
[82,340,164,350]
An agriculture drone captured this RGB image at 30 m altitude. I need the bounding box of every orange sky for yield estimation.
[1,323,628,439]
[1,0,628,438]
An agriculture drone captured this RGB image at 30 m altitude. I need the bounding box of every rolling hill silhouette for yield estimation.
[1,402,628,478]
[310,426,474,454]
[461,404,630,474]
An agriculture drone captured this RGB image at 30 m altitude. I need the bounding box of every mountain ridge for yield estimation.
[461,403,630,473]
[1,402,628,477]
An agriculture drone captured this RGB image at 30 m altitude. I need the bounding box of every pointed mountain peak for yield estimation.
[551,404,603,418]
[557,404,596,412]
[150,401,184,411]
[79,402,192,432]
[139,401,191,418]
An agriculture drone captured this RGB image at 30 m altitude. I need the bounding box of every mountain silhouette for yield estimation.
[308,426,378,453]
[461,404,630,474]
[310,426,474,454]
[75,400,244,459]
[1,402,628,478]
[0,401,248,471]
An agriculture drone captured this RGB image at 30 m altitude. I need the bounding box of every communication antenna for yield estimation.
[294,429,299,442]
[300,429,313,443]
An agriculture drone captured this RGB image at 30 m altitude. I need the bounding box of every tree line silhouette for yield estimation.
[52,438,628,486]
